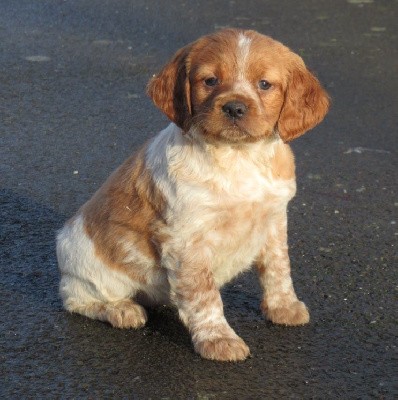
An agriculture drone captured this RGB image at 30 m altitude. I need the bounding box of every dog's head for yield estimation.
[147,29,329,143]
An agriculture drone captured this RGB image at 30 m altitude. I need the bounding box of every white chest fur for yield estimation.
[147,124,296,286]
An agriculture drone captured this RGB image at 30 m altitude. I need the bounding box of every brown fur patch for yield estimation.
[83,143,165,283]
[277,60,330,142]
[147,46,192,130]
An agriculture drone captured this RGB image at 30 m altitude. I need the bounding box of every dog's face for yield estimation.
[148,29,329,143]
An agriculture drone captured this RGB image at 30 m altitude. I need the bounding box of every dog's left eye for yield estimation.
[204,77,219,87]
[258,80,271,90]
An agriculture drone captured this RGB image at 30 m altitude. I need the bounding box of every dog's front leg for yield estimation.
[256,210,310,326]
[164,246,250,361]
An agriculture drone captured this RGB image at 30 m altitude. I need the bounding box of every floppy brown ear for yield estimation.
[147,45,192,130]
[278,63,330,142]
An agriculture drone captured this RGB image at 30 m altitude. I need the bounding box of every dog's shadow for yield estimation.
[0,188,64,309]
[144,306,192,348]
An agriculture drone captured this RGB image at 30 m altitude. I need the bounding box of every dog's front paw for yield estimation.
[263,300,310,326]
[194,336,250,362]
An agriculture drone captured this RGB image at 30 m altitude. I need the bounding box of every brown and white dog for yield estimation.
[57,28,329,361]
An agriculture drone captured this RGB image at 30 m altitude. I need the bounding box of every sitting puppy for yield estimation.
[57,28,329,361]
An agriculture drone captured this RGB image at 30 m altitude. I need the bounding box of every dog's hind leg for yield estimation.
[57,215,147,329]
[61,287,147,329]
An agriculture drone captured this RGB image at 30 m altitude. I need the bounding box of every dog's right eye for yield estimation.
[204,77,219,87]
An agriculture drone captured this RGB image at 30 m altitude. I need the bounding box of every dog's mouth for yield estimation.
[221,122,255,140]
[195,116,267,144]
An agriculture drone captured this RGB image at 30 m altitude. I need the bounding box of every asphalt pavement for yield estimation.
[1,0,397,398]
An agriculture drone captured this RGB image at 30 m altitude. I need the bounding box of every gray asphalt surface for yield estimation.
[1,0,397,398]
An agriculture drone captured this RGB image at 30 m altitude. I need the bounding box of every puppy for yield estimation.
[57,28,329,361]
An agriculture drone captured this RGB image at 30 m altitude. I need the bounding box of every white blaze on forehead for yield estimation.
[237,33,252,79]
[234,33,256,96]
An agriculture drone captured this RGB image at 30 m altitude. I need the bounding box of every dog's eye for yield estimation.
[258,80,271,90]
[204,77,219,87]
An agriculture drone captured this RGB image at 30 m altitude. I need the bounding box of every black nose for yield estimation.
[222,101,247,119]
